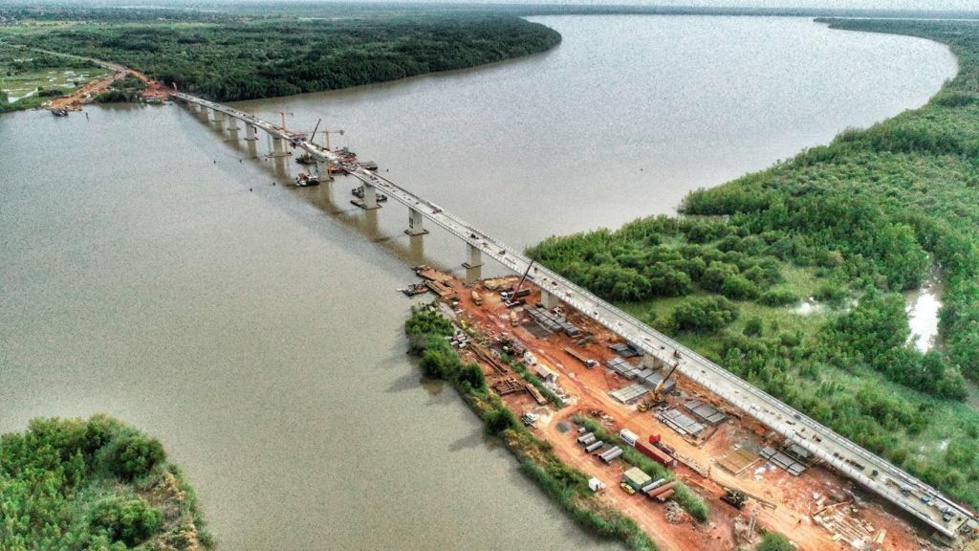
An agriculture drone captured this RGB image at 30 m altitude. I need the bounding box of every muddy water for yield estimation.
[0,16,955,550]
[906,279,944,353]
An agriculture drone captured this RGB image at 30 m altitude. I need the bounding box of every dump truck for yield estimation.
[471,290,482,306]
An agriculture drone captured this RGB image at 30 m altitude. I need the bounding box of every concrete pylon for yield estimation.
[405,207,428,236]
[245,124,258,141]
[360,183,380,210]
[541,289,560,309]
[316,159,333,182]
[641,354,664,370]
[213,109,225,122]
[226,116,240,131]
[268,137,290,158]
[463,243,483,269]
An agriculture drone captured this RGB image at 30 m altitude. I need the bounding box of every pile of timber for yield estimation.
[493,377,525,396]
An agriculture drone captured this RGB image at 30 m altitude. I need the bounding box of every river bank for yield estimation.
[404,270,931,550]
[528,17,979,512]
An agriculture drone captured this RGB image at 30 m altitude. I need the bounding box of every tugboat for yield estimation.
[295,171,321,187]
[400,282,430,296]
[351,185,387,202]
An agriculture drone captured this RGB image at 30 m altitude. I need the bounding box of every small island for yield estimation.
[0,416,212,550]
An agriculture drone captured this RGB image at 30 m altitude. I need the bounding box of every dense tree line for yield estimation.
[3,14,561,102]
[0,416,212,550]
[531,19,979,509]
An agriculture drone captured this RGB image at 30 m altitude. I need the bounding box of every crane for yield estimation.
[317,127,345,151]
[637,356,681,412]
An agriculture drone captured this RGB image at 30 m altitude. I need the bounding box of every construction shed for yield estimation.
[684,399,727,426]
[534,364,559,383]
[610,343,640,358]
[642,372,677,394]
[610,383,650,404]
[607,357,641,379]
[623,467,653,491]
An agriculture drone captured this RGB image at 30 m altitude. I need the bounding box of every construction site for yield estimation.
[406,265,979,551]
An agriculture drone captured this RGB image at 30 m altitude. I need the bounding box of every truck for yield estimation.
[470,290,482,306]
[636,439,677,469]
[619,429,639,447]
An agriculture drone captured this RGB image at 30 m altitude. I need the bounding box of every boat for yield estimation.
[295,171,321,187]
[400,283,430,296]
[351,185,387,202]
[50,108,70,117]
[295,152,316,165]
[359,161,379,171]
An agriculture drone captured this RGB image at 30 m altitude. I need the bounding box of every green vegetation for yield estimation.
[529,18,979,509]
[0,8,560,103]
[0,415,212,550]
[95,74,146,103]
[405,305,658,550]
[0,45,105,111]
[757,532,793,551]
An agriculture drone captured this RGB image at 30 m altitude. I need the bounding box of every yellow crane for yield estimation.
[637,357,680,412]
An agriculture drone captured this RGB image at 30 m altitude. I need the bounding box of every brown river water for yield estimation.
[0,16,955,550]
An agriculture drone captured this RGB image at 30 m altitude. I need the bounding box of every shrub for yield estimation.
[89,497,163,547]
[105,434,166,481]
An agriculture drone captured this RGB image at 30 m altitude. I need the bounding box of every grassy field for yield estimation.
[0,44,107,110]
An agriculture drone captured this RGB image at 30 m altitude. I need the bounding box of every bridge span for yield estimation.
[173,92,976,540]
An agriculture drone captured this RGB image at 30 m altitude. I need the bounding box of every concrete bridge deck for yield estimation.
[173,91,976,540]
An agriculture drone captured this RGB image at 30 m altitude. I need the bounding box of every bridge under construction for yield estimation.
[172,91,977,542]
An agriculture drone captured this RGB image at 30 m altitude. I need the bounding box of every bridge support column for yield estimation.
[226,117,240,131]
[199,106,209,122]
[358,183,380,210]
[462,243,483,269]
[245,124,258,141]
[268,136,290,158]
[541,289,560,309]
[642,354,665,370]
[316,159,333,182]
[405,207,428,236]
[213,109,225,123]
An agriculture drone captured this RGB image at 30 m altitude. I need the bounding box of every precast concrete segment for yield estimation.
[170,92,976,539]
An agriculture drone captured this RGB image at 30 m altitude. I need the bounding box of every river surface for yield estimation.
[0,16,956,550]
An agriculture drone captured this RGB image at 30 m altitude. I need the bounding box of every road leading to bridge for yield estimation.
[174,92,975,540]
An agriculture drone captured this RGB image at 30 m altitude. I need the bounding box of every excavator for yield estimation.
[637,355,680,412]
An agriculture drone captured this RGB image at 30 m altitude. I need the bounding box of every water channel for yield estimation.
[0,16,956,550]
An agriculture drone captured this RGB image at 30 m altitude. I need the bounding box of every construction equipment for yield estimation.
[638,359,681,411]
[721,489,749,510]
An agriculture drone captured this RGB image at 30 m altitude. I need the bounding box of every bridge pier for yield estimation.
[462,243,483,269]
[540,289,560,309]
[199,106,209,122]
[405,207,428,236]
[226,116,240,132]
[354,182,381,210]
[213,109,226,123]
[245,124,258,141]
[316,159,334,182]
[642,353,665,370]
[268,136,290,158]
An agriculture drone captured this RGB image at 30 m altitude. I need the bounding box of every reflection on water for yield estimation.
[906,279,943,353]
